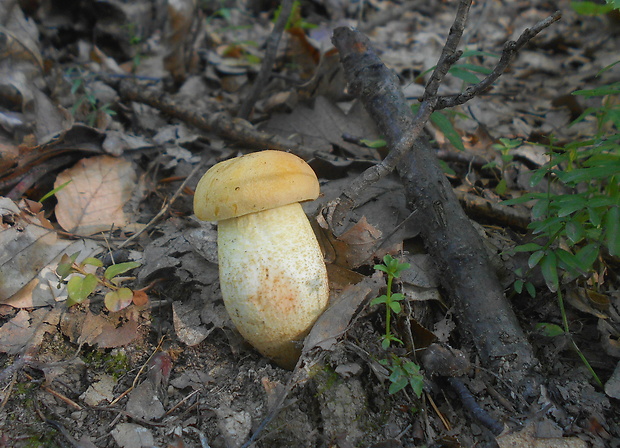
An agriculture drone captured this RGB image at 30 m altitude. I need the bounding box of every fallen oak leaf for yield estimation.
[54,156,138,236]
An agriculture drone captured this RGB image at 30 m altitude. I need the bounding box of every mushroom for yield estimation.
[193,150,329,369]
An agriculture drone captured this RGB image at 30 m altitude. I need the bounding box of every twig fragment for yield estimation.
[435,11,562,110]
[112,79,317,160]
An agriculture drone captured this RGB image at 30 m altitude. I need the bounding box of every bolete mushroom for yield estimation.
[193,150,329,369]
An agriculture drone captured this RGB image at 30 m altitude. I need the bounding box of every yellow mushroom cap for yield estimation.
[193,150,320,221]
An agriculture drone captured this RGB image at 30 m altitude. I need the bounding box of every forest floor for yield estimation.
[0,1,619,447]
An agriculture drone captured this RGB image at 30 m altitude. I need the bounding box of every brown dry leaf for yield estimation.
[0,197,100,307]
[303,276,384,353]
[0,307,59,354]
[62,308,140,349]
[33,88,74,145]
[54,155,137,236]
[261,96,380,159]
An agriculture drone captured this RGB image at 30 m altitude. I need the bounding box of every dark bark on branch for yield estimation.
[435,11,561,110]
[399,137,536,381]
[330,17,565,391]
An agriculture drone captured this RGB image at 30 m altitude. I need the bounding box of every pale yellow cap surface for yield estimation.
[194,150,320,221]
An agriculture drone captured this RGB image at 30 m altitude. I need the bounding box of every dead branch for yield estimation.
[327,0,473,230]
[113,79,317,160]
[330,9,561,394]
[454,189,531,230]
[237,0,294,119]
[329,11,561,230]
[435,11,562,110]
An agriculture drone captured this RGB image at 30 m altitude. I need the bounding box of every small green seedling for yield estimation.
[483,137,523,195]
[379,355,424,398]
[57,252,143,312]
[371,254,410,349]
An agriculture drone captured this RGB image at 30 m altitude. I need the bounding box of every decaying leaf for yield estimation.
[0,307,59,355]
[261,96,381,159]
[0,197,100,307]
[61,307,141,349]
[54,156,138,236]
[303,276,384,353]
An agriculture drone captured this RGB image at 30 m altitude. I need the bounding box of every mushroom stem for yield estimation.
[218,202,329,369]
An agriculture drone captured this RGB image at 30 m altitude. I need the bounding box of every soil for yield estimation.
[0,1,619,447]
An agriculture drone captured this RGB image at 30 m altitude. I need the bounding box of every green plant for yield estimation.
[379,355,424,398]
[502,63,619,388]
[484,137,523,195]
[82,349,130,380]
[39,180,71,202]
[504,80,619,291]
[66,68,117,126]
[56,252,143,312]
[571,0,620,15]
[273,0,317,30]
[371,254,410,349]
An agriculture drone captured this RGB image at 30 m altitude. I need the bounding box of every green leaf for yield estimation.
[438,159,456,176]
[430,111,465,151]
[605,206,620,257]
[83,257,103,267]
[529,168,548,187]
[57,252,80,280]
[535,322,565,337]
[526,281,537,298]
[391,293,405,302]
[389,301,402,313]
[496,178,508,196]
[371,295,388,306]
[514,279,524,294]
[408,375,424,398]
[104,287,134,312]
[359,138,387,148]
[531,199,550,220]
[565,220,585,244]
[374,264,389,274]
[589,206,602,226]
[104,261,141,280]
[40,180,72,202]
[540,252,559,292]
[67,273,98,305]
[392,264,410,278]
[572,82,620,96]
[460,49,500,59]
[381,337,391,350]
[560,165,620,184]
[448,66,481,84]
[555,249,583,276]
[575,243,599,272]
[403,361,421,376]
[513,242,543,253]
[388,376,409,395]
[556,196,587,217]
[528,250,545,269]
[452,63,493,75]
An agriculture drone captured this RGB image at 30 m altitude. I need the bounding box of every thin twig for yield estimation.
[113,79,317,160]
[118,159,207,249]
[423,0,473,101]
[237,0,294,119]
[329,1,474,229]
[435,11,562,110]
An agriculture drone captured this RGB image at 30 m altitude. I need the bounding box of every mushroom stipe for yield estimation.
[194,151,329,369]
